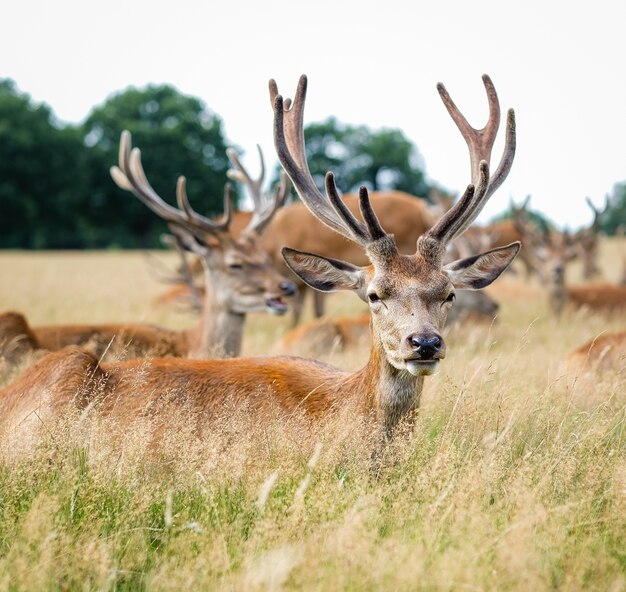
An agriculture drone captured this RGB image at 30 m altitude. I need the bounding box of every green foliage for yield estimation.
[0,79,232,248]
[600,181,626,235]
[296,117,430,197]
[82,84,233,247]
[0,80,90,248]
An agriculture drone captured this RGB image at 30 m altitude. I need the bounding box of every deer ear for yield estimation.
[282,247,366,298]
[444,242,521,289]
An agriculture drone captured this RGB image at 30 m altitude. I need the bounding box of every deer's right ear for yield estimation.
[282,247,366,298]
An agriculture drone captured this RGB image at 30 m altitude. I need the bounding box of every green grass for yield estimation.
[0,239,625,590]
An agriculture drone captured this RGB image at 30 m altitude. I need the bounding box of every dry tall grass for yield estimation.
[0,239,624,590]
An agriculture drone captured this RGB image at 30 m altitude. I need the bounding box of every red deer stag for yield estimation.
[0,134,295,362]
[0,74,519,439]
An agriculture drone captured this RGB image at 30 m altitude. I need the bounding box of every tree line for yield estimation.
[0,78,623,249]
[0,80,430,249]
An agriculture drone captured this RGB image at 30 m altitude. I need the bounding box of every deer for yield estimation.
[0,133,297,363]
[0,74,519,441]
[514,213,626,316]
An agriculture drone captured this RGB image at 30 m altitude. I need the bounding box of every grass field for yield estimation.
[0,239,624,590]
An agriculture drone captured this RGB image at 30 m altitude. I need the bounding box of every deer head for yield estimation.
[110,131,296,318]
[271,75,519,377]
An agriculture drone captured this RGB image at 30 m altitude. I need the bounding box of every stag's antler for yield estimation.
[270,76,391,254]
[110,130,233,238]
[423,75,516,251]
[226,145,291,235]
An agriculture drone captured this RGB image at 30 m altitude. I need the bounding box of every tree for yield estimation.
[0,79,89,248]
[293,117,430,198]
[82,84,233,247]
[600,182,626,235]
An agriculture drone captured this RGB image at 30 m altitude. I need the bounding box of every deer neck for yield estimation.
[185,270,245,359]
[345,327,424,436]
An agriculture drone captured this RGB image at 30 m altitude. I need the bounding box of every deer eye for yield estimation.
[229,263,243,270]
[445,292,456,303]
[368,292,380,303]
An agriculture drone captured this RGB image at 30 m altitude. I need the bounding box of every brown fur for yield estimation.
[564,284,626,311]
[567,330,626,371]
[0,312,39,364]
[0,345,377,434]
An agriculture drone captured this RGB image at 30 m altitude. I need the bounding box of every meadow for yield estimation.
[0,239,624,591]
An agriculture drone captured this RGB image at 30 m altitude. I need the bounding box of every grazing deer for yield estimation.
[0,134,296,363]
[0,74,519,439]
[276,289,500,358]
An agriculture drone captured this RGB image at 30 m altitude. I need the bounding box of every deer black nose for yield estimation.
[280,281,297,296]
[407,334,443,360]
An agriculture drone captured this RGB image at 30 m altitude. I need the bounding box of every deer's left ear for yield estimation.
[444,242,521,289]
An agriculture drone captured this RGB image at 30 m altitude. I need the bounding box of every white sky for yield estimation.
[3,0,626,229]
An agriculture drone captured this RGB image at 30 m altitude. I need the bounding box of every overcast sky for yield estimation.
[4,0,625,229]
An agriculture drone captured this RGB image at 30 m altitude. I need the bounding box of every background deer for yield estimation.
[0,133,296,363]
[0,74,519,440]
[515,212,626,315]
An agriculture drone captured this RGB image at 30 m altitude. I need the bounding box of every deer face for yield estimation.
[177,229,296,316]
[364,254,453,376]
[283,238,519,376]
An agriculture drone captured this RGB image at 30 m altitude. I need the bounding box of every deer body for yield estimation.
[560,283,626,312]
[0,75,519,440]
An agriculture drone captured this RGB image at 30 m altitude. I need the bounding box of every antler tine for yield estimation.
[437,74,500,183]
[176,176,232,232]
[226,145,265,209]
[425,163,489,244]
[111,130,231,237]
[585,195,609,230]
[242,172,292,236]
[275,170,292,208]
[424,76,516,247]
[271,75,389,247]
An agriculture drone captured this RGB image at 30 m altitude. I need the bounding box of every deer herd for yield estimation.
[0,74,624,445]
